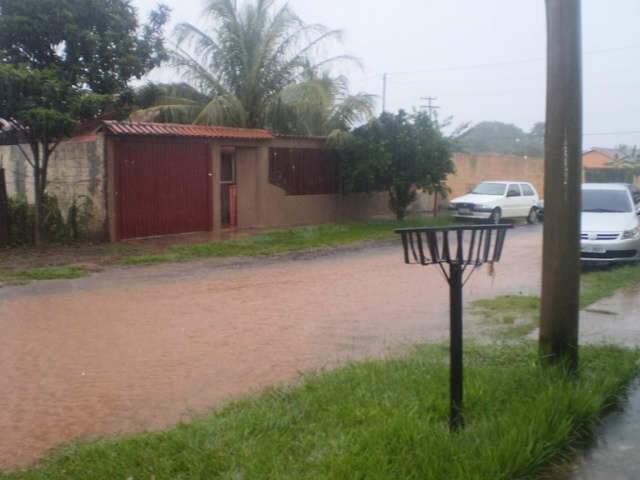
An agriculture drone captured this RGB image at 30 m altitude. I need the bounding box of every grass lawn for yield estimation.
[121,217,452,266]
[0,217,451,284]
[0,266,88,286]
[473,263,640,339]
[2,344,638,480]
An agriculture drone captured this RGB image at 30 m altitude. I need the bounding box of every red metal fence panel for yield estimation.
[115,138,212,240]
[269,148,339,195]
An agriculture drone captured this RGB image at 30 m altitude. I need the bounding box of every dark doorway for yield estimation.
[220,152,237,227]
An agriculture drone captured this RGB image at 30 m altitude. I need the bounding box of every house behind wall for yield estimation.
[1,124,557,243]
[100,123,436,241]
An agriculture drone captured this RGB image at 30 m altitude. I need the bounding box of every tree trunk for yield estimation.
[0,167,9,247]
[30,143,45,247]
[539,0,583,371]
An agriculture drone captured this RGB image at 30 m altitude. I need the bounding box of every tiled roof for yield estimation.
[274,133,328,141]
[101,121,273,140]
[585,147,624,159]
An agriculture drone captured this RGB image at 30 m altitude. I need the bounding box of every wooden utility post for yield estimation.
[0,167,9,247]
[539,0,583,371]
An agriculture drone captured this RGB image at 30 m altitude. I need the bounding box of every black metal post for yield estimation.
[449,262,464,431]
[395,225,512,432]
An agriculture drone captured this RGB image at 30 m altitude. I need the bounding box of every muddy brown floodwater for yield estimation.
[0,226,542,469]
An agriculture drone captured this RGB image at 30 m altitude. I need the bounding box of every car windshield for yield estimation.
[471,183,506,196]
[582,189,633,213]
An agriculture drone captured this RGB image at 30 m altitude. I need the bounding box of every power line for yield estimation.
[420,97,440,121]
[349,43,640,85]
[584,130,640,137]
[387,44,640,77]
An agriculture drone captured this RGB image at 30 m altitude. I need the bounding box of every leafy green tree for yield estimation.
[456,121,544,157]
[132,0,373,134]
[340,111,455,220]
[612,145,640,169]
[0,0,169,244]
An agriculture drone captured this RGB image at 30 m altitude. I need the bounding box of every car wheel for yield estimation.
[489,208,502,225]
[526,208,538,225]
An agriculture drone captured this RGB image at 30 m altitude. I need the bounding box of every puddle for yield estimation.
[549,384,640,480]
[583,309,617,316]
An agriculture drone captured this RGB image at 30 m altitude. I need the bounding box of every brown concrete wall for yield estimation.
[337,191,434,221]
[0,137,107,238]
[446,153,545,200]
[235,147,260,228]
[252,137,435,227]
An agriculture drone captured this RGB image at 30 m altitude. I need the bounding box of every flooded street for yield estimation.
[0,226,541,469]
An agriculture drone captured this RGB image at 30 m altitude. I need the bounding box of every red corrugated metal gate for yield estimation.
[115,138,212,240]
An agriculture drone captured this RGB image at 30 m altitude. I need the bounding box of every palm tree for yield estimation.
[267,65,374,135]
[132,0,374,134]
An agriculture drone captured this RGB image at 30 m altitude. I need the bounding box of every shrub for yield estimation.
[7,197,35,246]
[6,194,93,246]
[67,195,94,242]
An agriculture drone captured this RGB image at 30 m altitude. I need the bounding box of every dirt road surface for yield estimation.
[0,226,542,469]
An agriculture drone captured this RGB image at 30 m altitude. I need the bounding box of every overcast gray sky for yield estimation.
[133,0,640,148]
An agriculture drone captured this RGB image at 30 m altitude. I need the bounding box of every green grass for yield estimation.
[2,344,638,480]
[473,264,640,339]
[0,266,88,286]
[122,217,453,266]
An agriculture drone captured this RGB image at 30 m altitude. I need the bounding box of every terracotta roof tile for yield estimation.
[101,121,273,140]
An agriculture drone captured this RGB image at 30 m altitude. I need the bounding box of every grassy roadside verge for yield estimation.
[2,344,638,480]
[473,264,640,339]
[0,218,451,285]
[0,266,88,286]
[121,217,452,266]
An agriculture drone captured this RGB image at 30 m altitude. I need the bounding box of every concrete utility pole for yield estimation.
[382,73,388,113]
[421,96,440,122]
[539,0,583,371]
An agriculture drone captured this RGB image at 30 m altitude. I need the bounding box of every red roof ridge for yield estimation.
[100,120,274,140]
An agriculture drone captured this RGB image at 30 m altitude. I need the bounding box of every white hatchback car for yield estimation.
[449,181,540,224]
[581,183,640,263]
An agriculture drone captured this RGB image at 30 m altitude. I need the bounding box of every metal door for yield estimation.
[115,138,212,239]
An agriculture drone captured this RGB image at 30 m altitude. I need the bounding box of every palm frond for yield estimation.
[173,23,221,63]
[328,93,376,131]
[194,94,247,127]
[130,104,202,123]
[169,46,228,96]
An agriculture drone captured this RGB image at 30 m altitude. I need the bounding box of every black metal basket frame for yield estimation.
[395,224,512,285]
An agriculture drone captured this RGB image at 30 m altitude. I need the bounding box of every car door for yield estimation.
[503,184,522,218]
[520,183,537,214]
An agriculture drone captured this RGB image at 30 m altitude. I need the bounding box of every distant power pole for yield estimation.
[539,0,583,371]
[421,96,440,122]
[382,73,388,113]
